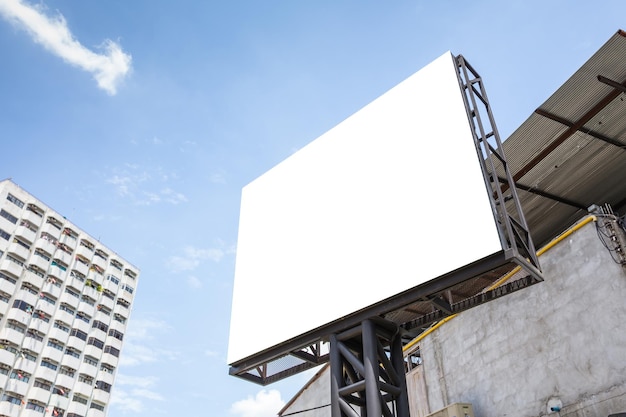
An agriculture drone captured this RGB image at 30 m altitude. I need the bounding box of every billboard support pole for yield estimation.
[330,318,409,417]
[455,55,542,280]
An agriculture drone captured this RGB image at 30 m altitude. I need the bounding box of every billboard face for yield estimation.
[228,52,502,364]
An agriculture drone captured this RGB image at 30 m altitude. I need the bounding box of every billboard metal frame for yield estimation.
[229,55,542,388]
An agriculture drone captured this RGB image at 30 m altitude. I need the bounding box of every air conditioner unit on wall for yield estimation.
[426,402,474,417]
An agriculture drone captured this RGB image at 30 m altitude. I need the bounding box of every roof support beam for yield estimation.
[512,76,626,183]
[498,176,587,210]
[534,108,626,150]
[598,75,626,93]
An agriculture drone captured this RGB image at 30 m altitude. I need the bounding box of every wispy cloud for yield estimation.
[187,275,203,289]
[230,390,285,417]
[105,164,187,206]
[166,244,234,273]
[110,374,164,413]
[0,0,132,95]
[120,318,180,367]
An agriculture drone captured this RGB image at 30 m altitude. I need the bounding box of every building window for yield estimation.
[21,350,38,361]
[64,347,80,358]
[33,379,52,390]
[2,393,23,405]
[75,313,90,324]
[27,265,45,277]
[90,402,105,411]
[78,373,93,385]
[111,260,123,271]
[6,193,24,208]
[103,345,120,358]
[95,380,111,393]
[13,299,34,312]
[100,364,115,374]
[0,228,10,241]
[87,337,104,350]
[69,329,87,341]
[59,366,75,377]
[80,295,95,306]
[6,320,26,334]
[108,329,124,341]
[26,329,44,341]
[54,321,71,333]
[0,209,18,224]
[59,304,75,315]
[113,314,126,324]
[64,288,79,298]
[40,293,56,305]
[102,290,115,300]
[26,402,46,413]
[72,394,88,405]
[122,284,134,294]
[0,272,16,284]
[92,320,108,333]
[47,339,64,351]
[83,355,98,367]
[35,249,51,261]
[105,274,119,285]
[7,254,23,266]
[10,370,30,382]
[40,359,58,371]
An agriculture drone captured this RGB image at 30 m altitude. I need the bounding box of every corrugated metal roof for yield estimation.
[502,29,626,246]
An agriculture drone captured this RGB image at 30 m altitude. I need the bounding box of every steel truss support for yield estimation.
[455,55,542,280]
[330,318,409,417]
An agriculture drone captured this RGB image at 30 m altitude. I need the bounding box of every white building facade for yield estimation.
[0,180,138,417]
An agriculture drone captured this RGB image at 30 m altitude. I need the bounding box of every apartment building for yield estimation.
[0,179,138,417]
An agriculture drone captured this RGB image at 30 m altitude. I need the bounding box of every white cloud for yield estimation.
[105,165,187,206]
[111,374,164,414]
[0,0,132,94]
[187,275,202,289]
[230,390,285,417]
[166,245,228,273]
[120,318,180,367]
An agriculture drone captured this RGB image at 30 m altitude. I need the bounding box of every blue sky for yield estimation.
[0,1,623,416]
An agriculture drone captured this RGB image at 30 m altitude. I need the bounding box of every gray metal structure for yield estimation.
[229,53,543,391]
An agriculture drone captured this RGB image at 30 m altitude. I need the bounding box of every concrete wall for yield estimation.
[280,365,331,417]
[419,218,626,417]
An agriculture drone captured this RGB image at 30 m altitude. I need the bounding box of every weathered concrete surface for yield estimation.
[419,219,626,417]
[279,365,331,417]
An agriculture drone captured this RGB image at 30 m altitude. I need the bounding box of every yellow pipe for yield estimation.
[403,215,597,353]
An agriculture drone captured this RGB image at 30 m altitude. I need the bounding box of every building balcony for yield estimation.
[49,393,70,410]
[73,381,93,397]
[5,377,29,396]
[75,245,93,261]
[82,285,99,300]
[93,311,111,326]
[72,260,89,277]
[66,274,85,293]
[89,328,107,342]
[60,352,81,370]
[0,402,20,417]
[0,327,25,345]
[54,251,72,268]
[0,373,7,389]
[92,389,110,404]
[83,345,103,362]
[22,269,44,289]
[91,255,107,271]
[14,357,36,374]
[54,308,75,325]
[7,308,31,326]
[37,300,56,317]
[34,365,57,383]
[14,225,36,243]
[59,292,79,310]
[117,290,133,305]
[79,362,98,379]
[47,327,70,344]
[28,255,50,275]
[100,352,119,368]
[21,209,43,227]
[101,279,118,294]
[27,386,52,405]
[0,259,23,279]
[113,303,129,319]
[22,335,43,352]
[105,336,122,352]
[77,302,95,318]
[66,337,86,353]
[0,298,9,315]
[72,317,90,334]
[48,264,67,281]
[87,271,104,286]
[16,289,38,307]
[0,276,17,294]
[7,241,30,262]
[96,370,114,385]
[86,407,106,417]
[40,222,62,240]
[29,317,51,335]
[35,237,56,256]
[59,234,77,251]
[42,282,61,299]
[67,402,88,416]
[98,298,114,313]
[55,372,75,389]
[0,348,16,367]
[42,346,64,363]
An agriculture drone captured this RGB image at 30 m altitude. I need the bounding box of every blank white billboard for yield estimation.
[228,52,502,364]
